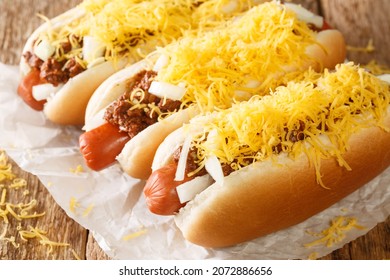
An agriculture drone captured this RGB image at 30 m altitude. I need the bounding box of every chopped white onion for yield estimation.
[221,0,238,14]
[245,79,261,89]
[234,79,261,99]
[20,61,31,76]
[378,74,390,84]
[34,39,55,61]
[176,174,213,204]
[148,81,186,101]
[83,107,107,131]
[153,54,169,72]
[234,90,252,100]
[32,83,61,101]
[83,36,105,63]
[205,155,225,186]
[174,135,192,181]
[284,3,323,29]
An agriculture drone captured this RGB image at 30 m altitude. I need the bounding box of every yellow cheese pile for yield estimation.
[0,151,78,259]
[304,216,365,248]
[187,62,390,184]
[362,60,390,75]
[156,1,318,112]
[37,0,260,66]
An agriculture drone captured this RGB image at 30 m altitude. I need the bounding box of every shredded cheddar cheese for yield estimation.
[0,152,15,182]
[19,226,70,253]
[307,252,319,260]
[304,216,365,248]
[122,229,147,241]
[69,197,80,213]
[0,150,80,259]
[69,196,94,217]
[82,204,94,217]
[184,63,390,185]
[69,164,84,174]
[362,60,390,75]
[155,2,318,113]
[347,38,375,53]
[36,0,260,67]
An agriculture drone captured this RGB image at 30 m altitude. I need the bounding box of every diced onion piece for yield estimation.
[83,108,107,131]
[221,0,238,14]
[284,3,323,28]
[176,174,213,204]
[205,155,225,186]
[34,39,55,61]
[148,81,186,101]
[20,61,31,76]
[378,74,390,84]
[153,54,169,72]
[174,135,192,181]
[234,79,261,99]
[83,36,105,63]
[32,83,61,101]
[234,90,252,100]
[245,79,261,88]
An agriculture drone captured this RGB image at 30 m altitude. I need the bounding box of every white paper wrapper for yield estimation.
[0,62,389,259]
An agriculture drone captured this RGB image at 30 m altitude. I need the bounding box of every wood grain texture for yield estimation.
[0,0,389,260]
[0,156,87,260]
[0,0,86,260]
[321,0,390,65]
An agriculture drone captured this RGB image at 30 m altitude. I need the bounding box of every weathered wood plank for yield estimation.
[321,0,390,65]
[0,0,87,260]
[0,155,87,260]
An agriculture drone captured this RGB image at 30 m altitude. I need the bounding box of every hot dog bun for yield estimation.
[149,63,390,247]
[43,60,126,125]
[174,117,390,247]
[19,6,127,125]
[117,106,200,179]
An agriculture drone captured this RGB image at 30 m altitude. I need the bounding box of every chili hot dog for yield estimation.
[145,62,390,247]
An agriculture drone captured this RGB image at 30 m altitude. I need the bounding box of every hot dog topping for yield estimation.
[154,2,319,113]
[27,0,261,77]
[177,63,390,186]
[110,2,326,139]
[104,70,182,138]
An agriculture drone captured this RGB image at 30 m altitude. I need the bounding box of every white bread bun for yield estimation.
[149,108,390,248]
[117,106,200,180]
[43,59,126,125]
[305,29,346,71]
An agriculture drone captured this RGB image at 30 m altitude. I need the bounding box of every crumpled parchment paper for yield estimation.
[1,62,389,259]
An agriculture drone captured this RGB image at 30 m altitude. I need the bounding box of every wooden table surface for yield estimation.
[0,0,389,260]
